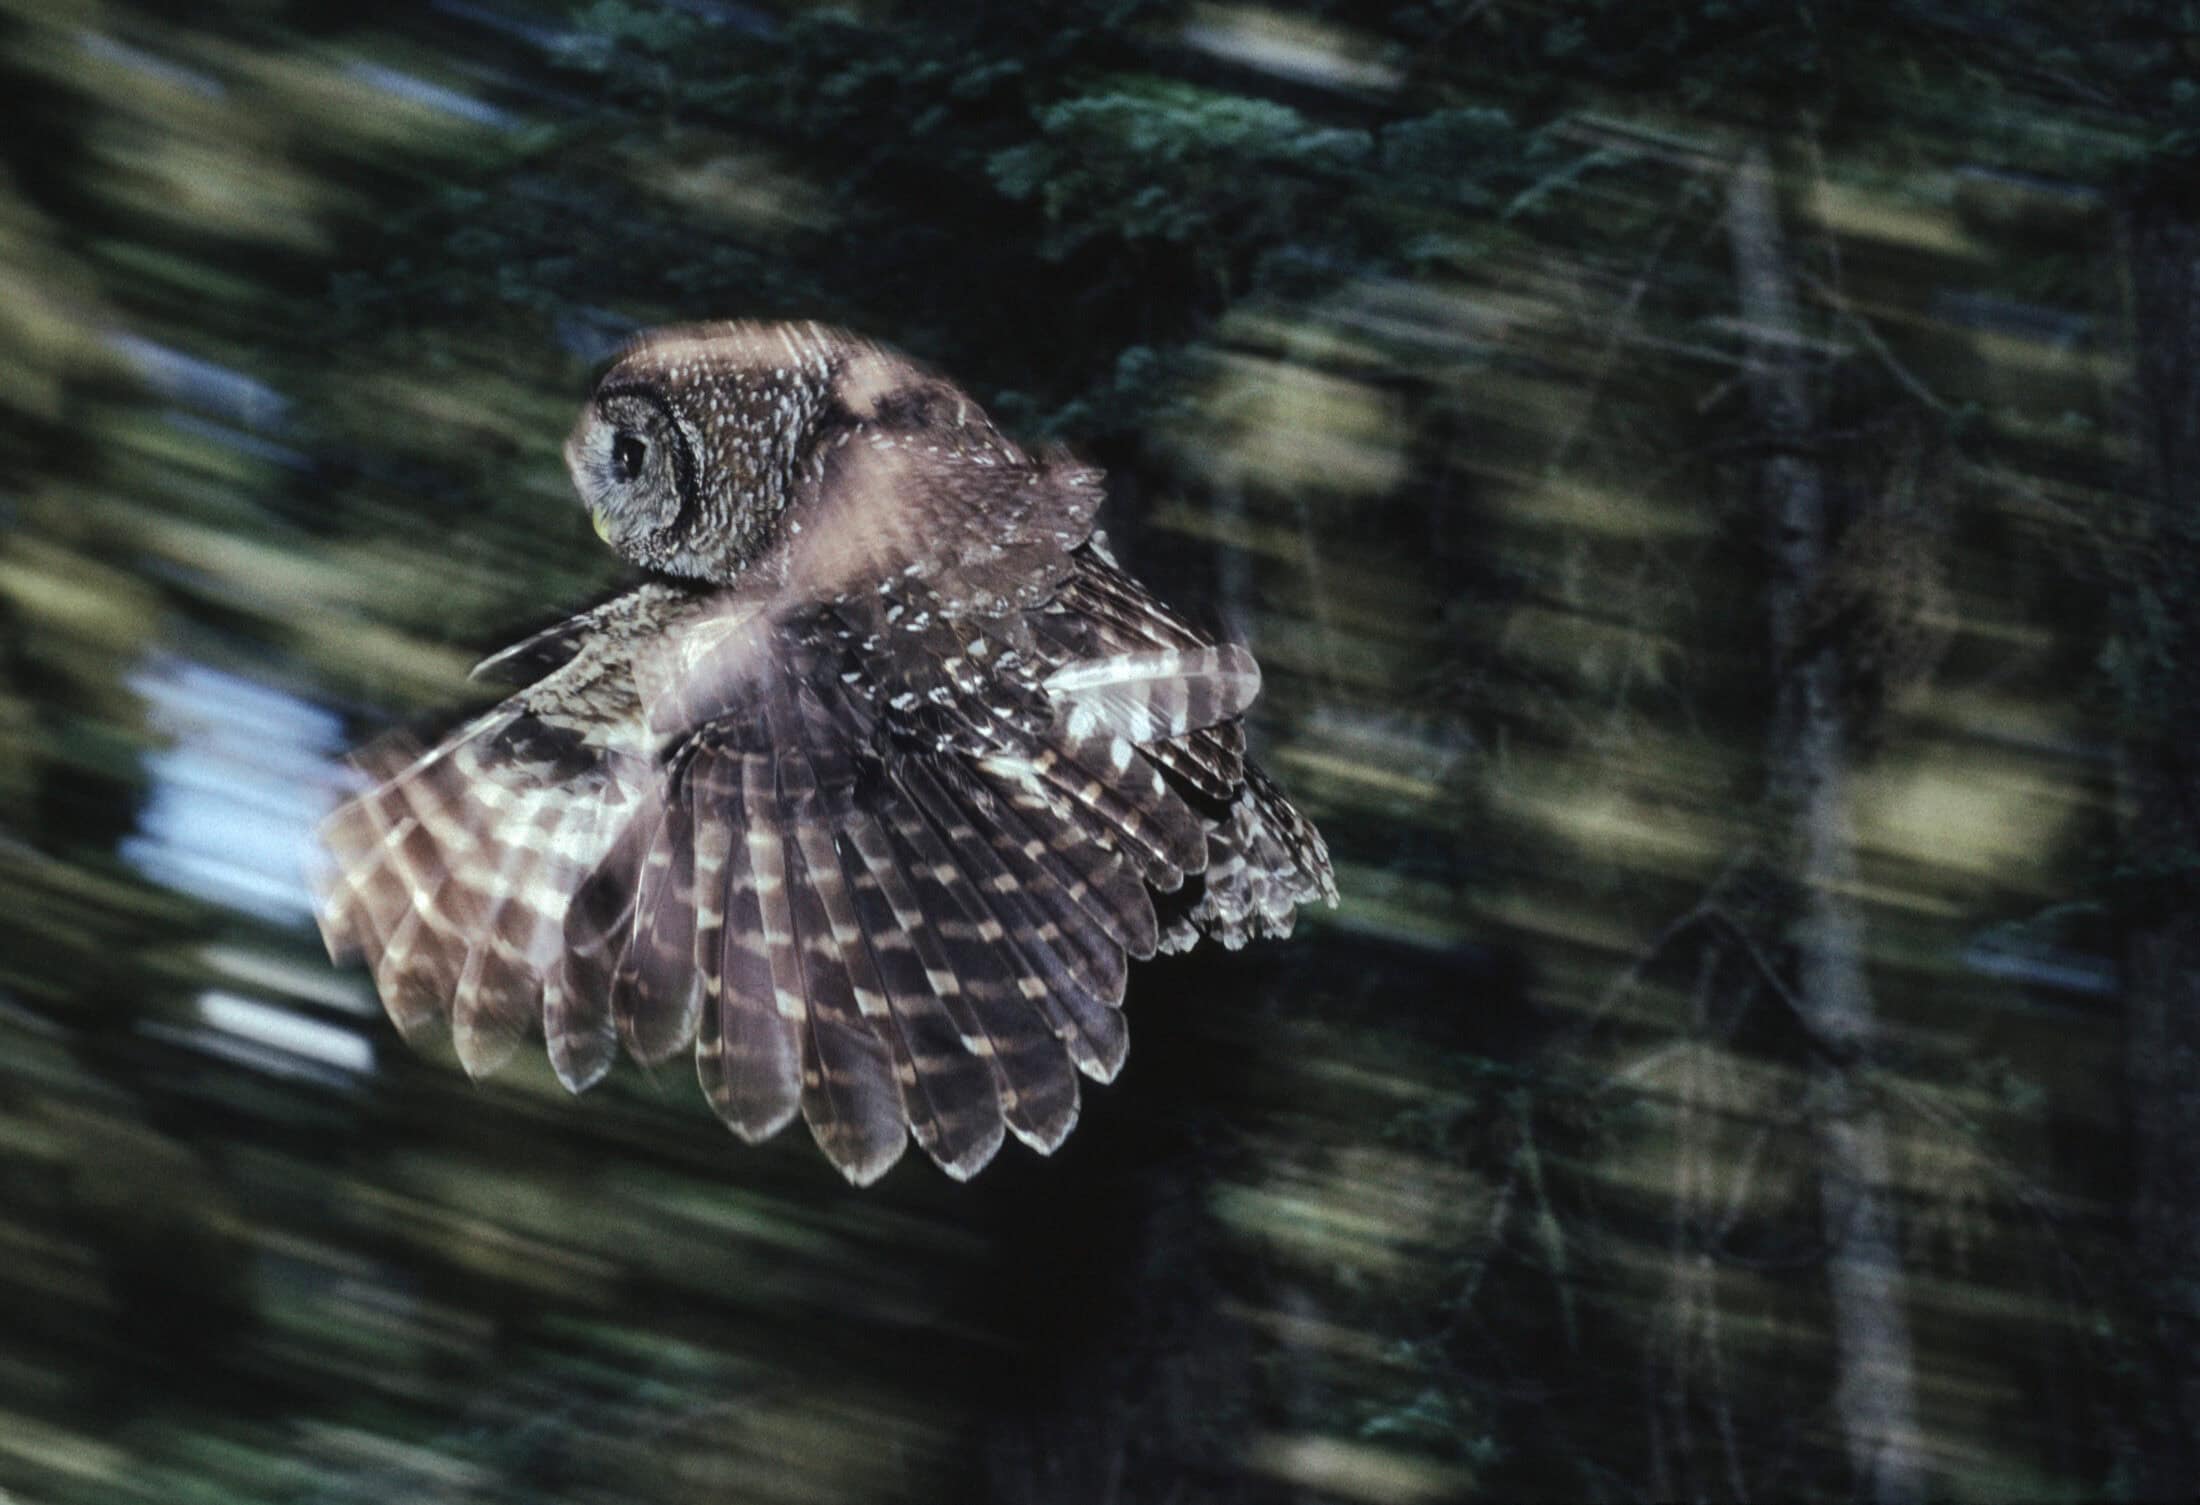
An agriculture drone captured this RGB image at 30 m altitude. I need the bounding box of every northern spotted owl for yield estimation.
[316,323,1335,1183]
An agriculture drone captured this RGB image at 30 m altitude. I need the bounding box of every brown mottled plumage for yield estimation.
[316,322,1335,1184]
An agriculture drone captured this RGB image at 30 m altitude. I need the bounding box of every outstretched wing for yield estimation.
[313,583,689,1089]
[319,425,1334,1187]
[564,532,1332,1185]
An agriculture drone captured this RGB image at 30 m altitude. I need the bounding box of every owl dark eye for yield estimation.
[611,432,648,483]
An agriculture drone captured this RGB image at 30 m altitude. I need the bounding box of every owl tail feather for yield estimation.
[1158,758,1337,954]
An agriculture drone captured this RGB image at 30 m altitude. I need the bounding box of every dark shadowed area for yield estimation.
[2,2,2197,1501]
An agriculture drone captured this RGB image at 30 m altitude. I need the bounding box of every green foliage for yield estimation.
[993,80,1371,256]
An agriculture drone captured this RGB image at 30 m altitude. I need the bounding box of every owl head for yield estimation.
[567,321,954,584]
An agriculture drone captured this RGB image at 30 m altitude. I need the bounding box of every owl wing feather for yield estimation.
[314,586,674,1089]
[1033,549,1337,948]
[556,583,1180,1183]
[318,431,1333,1184]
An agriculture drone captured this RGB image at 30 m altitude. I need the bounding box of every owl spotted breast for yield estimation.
[315,322,1336,1184]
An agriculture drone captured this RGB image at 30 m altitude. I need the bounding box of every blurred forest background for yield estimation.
[4,1,2200,1501]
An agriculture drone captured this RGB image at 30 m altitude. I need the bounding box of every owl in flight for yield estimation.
[316,323,1335,1184]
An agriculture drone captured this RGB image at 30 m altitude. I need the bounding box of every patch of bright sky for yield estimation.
[123,657,348,926]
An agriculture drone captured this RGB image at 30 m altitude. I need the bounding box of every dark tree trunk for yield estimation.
[968,952,1257,1505]
[1728,147,1925,1505]
[2116,191,2200,1504]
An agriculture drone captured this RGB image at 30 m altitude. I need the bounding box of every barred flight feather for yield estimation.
[611,793,700,1065]
[872,779,1081,1156]
[896,755,1128,1081]
[836,811,1008,1178]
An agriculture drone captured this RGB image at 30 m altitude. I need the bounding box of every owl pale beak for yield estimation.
[591,507,614,544]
